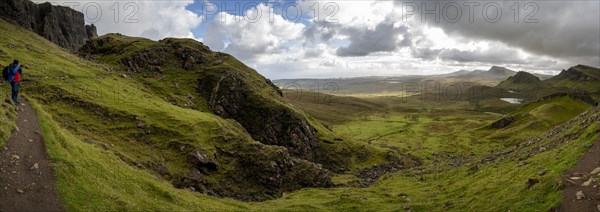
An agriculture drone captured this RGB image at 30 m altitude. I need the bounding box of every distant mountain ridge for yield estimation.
[552,64,600,82]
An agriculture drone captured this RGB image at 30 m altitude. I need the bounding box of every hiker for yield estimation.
[3,60,24,104]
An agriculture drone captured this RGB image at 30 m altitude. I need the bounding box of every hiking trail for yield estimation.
[0,99,64,212]
[560,137,600,212]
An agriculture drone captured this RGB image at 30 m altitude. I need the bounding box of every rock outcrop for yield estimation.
[197,61,323,161]
[0,0,97,51]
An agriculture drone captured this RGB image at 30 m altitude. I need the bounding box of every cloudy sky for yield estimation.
[39,0,600,79]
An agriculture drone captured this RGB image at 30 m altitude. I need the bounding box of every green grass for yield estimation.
[29,98,248,211]
[0,84,17,147]
[482,95,592,146]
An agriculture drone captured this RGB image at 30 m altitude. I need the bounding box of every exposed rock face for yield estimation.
[558,68,594,82]
[85,24,97,38]
[0,0,96,51]
[197,64,322,161]
[175,139,333,201]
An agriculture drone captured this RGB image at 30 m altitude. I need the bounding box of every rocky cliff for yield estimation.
[0,0,96,51]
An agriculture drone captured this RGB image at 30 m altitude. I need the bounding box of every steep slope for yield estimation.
[0,19,336,201]
[546,65,600,93]
[0,0,97,51]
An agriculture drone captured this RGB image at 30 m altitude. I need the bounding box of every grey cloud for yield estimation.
[396,1,600,60]
[411,47,442,60]
[304,48,324,58]
[336,21,411,57]
[303,22,341,43]
[302,14,413,57]
[438,48,527,64]
[412,44,560,67]
[319,59,338,67]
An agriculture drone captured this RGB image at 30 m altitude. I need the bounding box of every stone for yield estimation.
[582,177,595,187]
[576,190,585,200]
[30,163,39,170]
[591,167,600,175]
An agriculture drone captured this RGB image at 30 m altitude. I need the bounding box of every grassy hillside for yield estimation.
[482,94,594,146]
[545,65,600,94]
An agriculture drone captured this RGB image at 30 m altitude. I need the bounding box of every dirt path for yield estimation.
[0,100,64,212]
[560,138,600,212]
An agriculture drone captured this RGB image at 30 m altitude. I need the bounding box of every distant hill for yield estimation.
[452,66,553,82]
[496,71,543,91]
[443,66,552,81]
[485,66,517,77]
[274,66,555,96]
[437,69,471,77]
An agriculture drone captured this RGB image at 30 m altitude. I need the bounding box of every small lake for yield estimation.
[500,98,524,104]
